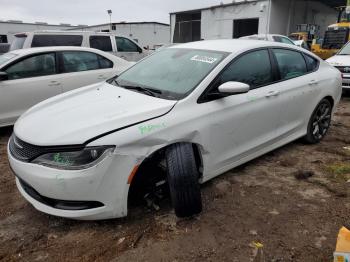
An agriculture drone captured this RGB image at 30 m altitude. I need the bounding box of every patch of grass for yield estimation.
[326,162,350,182]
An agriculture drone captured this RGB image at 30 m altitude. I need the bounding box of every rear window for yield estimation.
[31,35,83,47]
[89,36,112,52]
[9,35,27,51]
[304,55,319,72]
[272,49,307,80]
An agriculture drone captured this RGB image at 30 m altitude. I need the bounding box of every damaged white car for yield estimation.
[8,40,342,220]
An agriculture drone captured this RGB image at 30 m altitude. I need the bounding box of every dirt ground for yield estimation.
[0,97,349,262]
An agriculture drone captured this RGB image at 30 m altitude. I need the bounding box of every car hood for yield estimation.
[14,82,177,146]
[326,55,350,66]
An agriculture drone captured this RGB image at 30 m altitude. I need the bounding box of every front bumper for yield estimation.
[8,144,138,220]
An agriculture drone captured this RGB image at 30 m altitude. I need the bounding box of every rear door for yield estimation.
[115,36,146,61]
[56,50,115,92]
[270,48,320,137]
[0,52,61,125]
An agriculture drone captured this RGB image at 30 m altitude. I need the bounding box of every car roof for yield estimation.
[170,39,300,54]
[15,30,127,36]
[8,46,106,56]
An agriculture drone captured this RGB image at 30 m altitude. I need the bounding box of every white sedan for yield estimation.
[326,41,350,94]
[240,34,296,45]
[0,46,133,127]
[8,40,342,220]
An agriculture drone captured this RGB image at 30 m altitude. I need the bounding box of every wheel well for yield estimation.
[127,142,203,206]
[324,96,334,109]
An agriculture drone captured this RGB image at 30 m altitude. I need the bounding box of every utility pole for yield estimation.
[107,10,112,31]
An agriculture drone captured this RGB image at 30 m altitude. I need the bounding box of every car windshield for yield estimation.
[0,52,17,67]
[338,42,350,55]
[113,48,228,100]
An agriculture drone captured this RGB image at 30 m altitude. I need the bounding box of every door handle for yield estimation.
[265,90,280,97]
[309,80,319,85]
[48,81,61,86]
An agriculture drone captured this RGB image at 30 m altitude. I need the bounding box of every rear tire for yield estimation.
[303,98,332,144]
[165,143,202,218]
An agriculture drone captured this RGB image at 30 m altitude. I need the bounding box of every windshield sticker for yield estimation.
[139,123,166,135]
[191,55,218,64]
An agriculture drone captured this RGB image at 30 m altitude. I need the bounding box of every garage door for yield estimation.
[233,18,259,38]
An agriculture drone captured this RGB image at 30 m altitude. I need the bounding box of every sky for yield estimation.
[0,0,227,25]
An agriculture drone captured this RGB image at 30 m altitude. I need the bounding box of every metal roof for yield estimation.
[71,21,170,30]
[170,0,261,15]
[170,0,348,15]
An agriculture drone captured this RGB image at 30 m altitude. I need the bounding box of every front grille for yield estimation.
[323,29,349,49]
[9,135,84,162]
[9,135,47,162]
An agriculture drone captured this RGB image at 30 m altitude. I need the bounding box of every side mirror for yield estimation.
[218,81,250,94]
[0,71,8,81]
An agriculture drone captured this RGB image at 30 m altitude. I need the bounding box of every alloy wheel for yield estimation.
[312,102,331,140]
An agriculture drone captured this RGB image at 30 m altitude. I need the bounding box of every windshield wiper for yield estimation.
[337,53,350,55]
[111,79,162,97]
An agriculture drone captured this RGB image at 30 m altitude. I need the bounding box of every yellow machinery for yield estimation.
[312,5,350,60]
[289,24,317,43]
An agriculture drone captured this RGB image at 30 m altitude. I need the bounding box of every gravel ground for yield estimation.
[0,96,349,262]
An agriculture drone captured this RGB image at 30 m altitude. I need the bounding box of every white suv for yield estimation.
[9,31,147,62]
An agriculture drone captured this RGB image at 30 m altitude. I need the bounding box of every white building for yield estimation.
[170,0,342,43]
[0,20,78,44]
[70,22,170,49]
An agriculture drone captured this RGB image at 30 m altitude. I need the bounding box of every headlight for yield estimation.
[32,146,115,170]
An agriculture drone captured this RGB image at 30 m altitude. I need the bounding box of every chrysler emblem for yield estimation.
[344,67,350,73]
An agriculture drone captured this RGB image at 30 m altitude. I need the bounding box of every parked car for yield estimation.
[0,46,133,127]
[8,40,341,220]
[9,31,147,61]
[240,34,296,45]
[326,41,350,94]
[294,39,311,50]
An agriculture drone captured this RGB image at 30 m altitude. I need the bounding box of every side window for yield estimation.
[217,49,273,89]
[5,53,56,80]
[31,35,83,47]
[89,36,112,52]
[272,49,307,80]
[304,54,319,72]
[61,51,99,73]
[98,54,113,69]
[115,37,139,52]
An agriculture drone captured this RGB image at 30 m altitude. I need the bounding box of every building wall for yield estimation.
[170,1,270,42]
[289,0,338,37]
[201,1,269,40]
[269,0,338,37]
[170,0,339,43]
[72,23,170,49]
[0,22,76,43]
[268,0,293,36]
